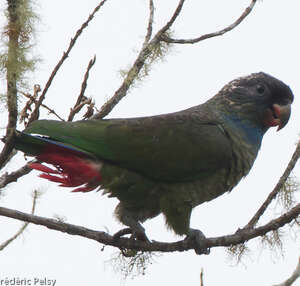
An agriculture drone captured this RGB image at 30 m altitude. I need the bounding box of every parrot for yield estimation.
[12,72,293,254]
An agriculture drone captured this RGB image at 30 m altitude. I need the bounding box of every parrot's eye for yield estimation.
[256,84,265,94]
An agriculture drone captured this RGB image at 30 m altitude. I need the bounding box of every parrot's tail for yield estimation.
[16,132,102,192]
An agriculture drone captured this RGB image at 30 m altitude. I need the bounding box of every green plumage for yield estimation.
[22,112,231,182]
[19,113,234,235]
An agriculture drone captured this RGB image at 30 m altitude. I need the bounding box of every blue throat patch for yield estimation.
[226,114,265,148]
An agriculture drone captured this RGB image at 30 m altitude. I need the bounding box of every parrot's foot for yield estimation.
[185,228,210,255]
[115,207,151,242]
[113,226,150,243]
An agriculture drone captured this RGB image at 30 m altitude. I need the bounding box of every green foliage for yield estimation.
[140,35,171,79]
[107,250,158,280]
[278,175,299,210]
[227,175,299,264]
[260,230,284,258]
[227,243,250,264]
[0,0,39,89]
[119,31,172,88]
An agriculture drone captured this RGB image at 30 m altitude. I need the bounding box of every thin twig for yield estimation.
[162,0,257,44]
[157,0,185,36]
[143,0,154,45]
[21,90,64,122]
[0,163,32,189]
[200,268,204,286]
[92,0,186,119]
[0,190,38,251]
[82,101,96,119]
[245,141,300,229]
[27,0,108,125]
[0,202,298,254]
[40,104,64,122]
[67,56,96,122]
[19,84,41,124]
[273,256,300,286]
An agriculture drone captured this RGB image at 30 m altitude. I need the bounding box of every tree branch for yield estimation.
[27,0,108,125]
[0,203,298,254]
[20,86,65,123]
[161,0,257,44]
[0,0,20,169]
[0,190,38,251]
[92,0,186,119]
[273,256,300,286]
[0,163,32,189]
[245,141,300,229]
[200,268,204,286]
[92,0,256,119]
[67,56,96,121]
[157,0,185,36]
[143,0,154,45]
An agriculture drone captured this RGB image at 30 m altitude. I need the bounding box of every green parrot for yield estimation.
[12,72,293,254]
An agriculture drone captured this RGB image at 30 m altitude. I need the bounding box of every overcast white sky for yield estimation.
[0,0,300,285]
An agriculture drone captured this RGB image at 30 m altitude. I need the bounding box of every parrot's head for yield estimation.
[217,72,294,132]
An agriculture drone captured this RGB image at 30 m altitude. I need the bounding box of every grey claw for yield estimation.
[186,228,210,255]
[113,227,150,243]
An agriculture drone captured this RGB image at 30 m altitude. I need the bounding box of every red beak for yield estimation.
[263,103,292,131]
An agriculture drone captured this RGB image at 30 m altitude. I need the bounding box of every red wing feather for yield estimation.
[29,144,102,192]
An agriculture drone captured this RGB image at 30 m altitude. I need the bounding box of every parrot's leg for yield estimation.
[161,196,210,255]
[114,203,150,242]
[186,228,210,255]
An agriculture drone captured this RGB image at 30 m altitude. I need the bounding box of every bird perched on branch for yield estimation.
[13,72,293,254]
